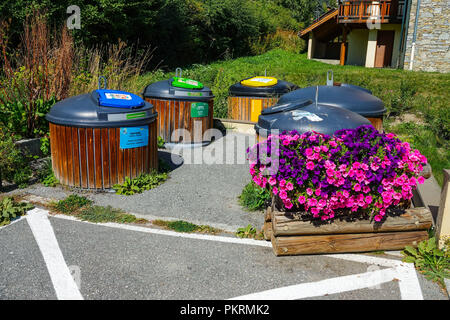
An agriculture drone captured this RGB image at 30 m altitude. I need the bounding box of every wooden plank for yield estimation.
[367,117,383,132]
[59,125,68,186]
[264,221,272,241]
[272,207,432,237]
[71,127,81,188]
[94,128,102,189]
[109,128,118,186]
[271,230,429,256]
[49,124,59,181]
[265,205,272,222]
[78,128,88,189]
[101,128,110,189]
[86,128,95,189]
[64,126,73,186]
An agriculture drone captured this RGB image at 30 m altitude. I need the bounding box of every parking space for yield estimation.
[1,208,447,300]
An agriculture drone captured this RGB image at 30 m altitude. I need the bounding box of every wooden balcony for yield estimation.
[338,0,405,24]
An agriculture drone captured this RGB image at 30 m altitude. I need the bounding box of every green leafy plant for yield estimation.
[78,205,137,223]
[157,136,165,149]
[236,224,259,239]
[37,159,59,187]
[239,181,271,211]
[40,136,51,156]
[13,167,32,189]
[152,219,221,234]
[113,170,168,195]
[54,195,92,214]
[0,128,30,190]
[0,197,34,226]
[402,237,450,288]
[113,177,141,195]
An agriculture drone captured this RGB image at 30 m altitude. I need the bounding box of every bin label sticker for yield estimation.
[191,102,209,118]
[174,91,204,97]
[108,111,147,121]
[105,93,132,100]
[120,126,148,149]
[292,110,323,122]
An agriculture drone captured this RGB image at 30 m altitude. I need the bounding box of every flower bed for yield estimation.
[247,125,427,223]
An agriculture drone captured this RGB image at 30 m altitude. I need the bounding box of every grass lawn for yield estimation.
[133,49,449,185]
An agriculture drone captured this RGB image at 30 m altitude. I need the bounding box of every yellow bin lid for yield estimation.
[241,76,278,87]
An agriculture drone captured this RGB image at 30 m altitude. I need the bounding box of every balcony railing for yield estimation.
[338,0,405,23]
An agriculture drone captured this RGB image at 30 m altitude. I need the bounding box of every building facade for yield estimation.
[300,0,449,72]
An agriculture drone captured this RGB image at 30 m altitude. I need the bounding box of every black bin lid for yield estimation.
[255,99,372,136]
[229,77,298,98]
[142,78,214,102]
[277,85,386,117]
[46,90,157,128]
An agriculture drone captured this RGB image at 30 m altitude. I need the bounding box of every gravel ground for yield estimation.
[9,132,262,232]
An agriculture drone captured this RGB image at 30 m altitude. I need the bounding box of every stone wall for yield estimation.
[403,0,450,72]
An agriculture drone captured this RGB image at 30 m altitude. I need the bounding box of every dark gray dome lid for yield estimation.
[142,78,214,102]
[46,91,156,128]
[255,99,372,137]
[277,85,386,117]
[229,78,298,97]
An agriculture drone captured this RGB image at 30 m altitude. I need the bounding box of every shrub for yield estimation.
[0,14,72,138]
[239,181,271,211]
[247,125,427,222]
[402,237,450,288]
[38,159,59,187]
[54,195,92,214]
[0,128,32,190]
[113,170,168,195]
[0,197,34,226]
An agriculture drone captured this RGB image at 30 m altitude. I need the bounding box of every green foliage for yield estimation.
[0,130,22,189]
[40,136,50,157]
[0,0,313,68]
[78,205,137,224]
[0,197,34,226]
[235,224,263,239]
[54,195,92,214]
[167,220,199,233]
[239,181,271,211]
[0,76,58,138]
[402,237,450,288]
[0,128,33,189]
[385,79,418,118]
[113,170,168,195]
[38,159,59,187]
[386,121,449,186]
[157,136,165,149]
[12,166,32,189]
[113,177,141,196]
[153,219,221,234]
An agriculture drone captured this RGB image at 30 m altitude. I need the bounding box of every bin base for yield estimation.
[165,141,212,149]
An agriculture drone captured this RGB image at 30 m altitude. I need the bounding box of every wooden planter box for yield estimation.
[264,200,432,256]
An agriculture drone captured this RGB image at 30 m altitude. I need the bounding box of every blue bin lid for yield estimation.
[46,90,156,128]
[96,89,145,108]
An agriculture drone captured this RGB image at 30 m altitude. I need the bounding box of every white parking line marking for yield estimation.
[229,267,400,300]
[52,213,273,248]
[26,208,83,300]
[48,210,423,300]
